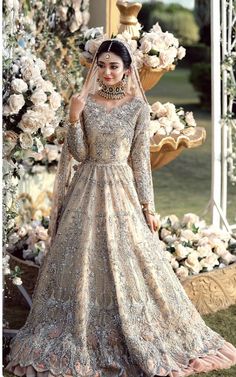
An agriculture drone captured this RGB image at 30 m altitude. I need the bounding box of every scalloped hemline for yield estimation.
[5,341,236,377]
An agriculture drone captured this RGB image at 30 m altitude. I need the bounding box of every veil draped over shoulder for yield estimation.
[47,38,149,248]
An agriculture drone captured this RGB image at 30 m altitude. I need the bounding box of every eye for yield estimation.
[111,65,119,70]
[97,63,104,68]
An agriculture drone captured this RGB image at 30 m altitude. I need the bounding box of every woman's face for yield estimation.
[97,52,129,86]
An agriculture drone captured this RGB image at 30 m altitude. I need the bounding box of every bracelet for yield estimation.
[68,118,80,126]
[142,207,156,216]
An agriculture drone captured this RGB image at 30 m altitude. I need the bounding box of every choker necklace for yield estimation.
[98,77,127,100]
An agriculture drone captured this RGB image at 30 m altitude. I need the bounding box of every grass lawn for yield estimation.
[147,67,236,225]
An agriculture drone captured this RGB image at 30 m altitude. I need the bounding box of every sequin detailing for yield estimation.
[6,95,236,377]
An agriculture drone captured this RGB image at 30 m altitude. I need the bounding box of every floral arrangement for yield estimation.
[158,213,236,280]
[6,219,49,268]
[3,53,63,161]
[5,209,236,286]
[78,22,186,70]
[149,101,197,137]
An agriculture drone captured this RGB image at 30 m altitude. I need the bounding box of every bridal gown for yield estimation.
[6,94,236,377]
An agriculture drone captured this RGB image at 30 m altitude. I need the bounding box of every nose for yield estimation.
[104,67,111,76]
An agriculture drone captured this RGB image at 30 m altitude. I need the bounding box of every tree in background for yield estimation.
[138,2,199,46]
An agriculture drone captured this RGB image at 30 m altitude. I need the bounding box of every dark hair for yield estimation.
[96,40,132,69]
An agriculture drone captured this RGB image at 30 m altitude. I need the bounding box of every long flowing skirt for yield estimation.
[5,160,236,377]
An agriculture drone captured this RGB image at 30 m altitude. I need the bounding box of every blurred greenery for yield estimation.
[138,2,199,46]
[190,63,211,109]
[147,67,236,225]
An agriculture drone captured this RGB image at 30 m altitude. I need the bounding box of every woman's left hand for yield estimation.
[144,213,161,233]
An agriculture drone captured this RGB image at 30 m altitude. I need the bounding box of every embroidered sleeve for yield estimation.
[66,113,88,162]
[130,104,156,212]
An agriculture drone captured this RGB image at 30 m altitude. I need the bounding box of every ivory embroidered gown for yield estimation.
[6,95,236,377]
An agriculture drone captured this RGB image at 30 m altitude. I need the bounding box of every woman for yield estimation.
[6,39,236,377]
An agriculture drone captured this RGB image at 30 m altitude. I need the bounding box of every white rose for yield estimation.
[18,110,44,134]
[158,127,167,135]
[177,46,186,60]
[19,132,33,149]
[221,252,236,265]
[197,244,213,258]
[21,64,41,81]
[163,32,175,47]
[182,213,200,226]
[158,117,173,134]
[172,120,185,131]
[143,55,160,68]
[151,101,167,117]
[184,254,202,274]
[84,27,104,39]
[174,244,190,260]
[35,78,54,93]
[175,265,189,279]
[30,88,47,105]
[12,277,22,286]
[33,104,55,123]
[214,243,228,257]
[164,102,176,120]
[160,228,171,239]
[4,267,11,275]
[48,91,61,110]
[150,22,162,33]
[159,51,175,68]
[11,78,28,93]
[149,120,161,137]
[85,38,103,55]
[35,226,48,241]
[200,254,220,271]
[57,5,68,21]
[35,58,46,71]
[180,229,196,242]
[140,39,152,54]
[134,51,144,69]
[41,124,55,138]
[185,111,196,127]
[4,94,25,115]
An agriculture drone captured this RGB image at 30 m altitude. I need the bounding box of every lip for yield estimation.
[104,77,112,81]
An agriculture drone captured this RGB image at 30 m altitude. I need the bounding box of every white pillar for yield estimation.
[210,0,221,226]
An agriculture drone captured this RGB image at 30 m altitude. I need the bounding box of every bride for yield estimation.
[5,38,236,377]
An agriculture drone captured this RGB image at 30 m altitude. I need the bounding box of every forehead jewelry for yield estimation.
[105,41,113,60]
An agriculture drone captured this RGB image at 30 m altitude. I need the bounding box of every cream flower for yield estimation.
[151,101,167,117]
[180,229,196,242]
[35,226,48,241]
[48,91,62,110]
[197,244,213,258]
[57,5,68,21]
[19,132,33,149]
[4,94,25,115]
[200,253,220,271]
[33,104,55,123]
[35,58,46,71]
[30,88,47,105]
[143,54,160,68]
[18,226,27,238]
[11,78,28,93]
[159,51,175,68]
[21,63,41,81]
[150,22,162,33]
[85,38,103,55]
[184,251,202,273]
[35,78,54,93]
[164,102,176,120]
[175,265,189,279]
[185,111,196,127]
[177,46,186,59]
[140,39,152,54]
[45,144,60,162]
[41,124,55,138]
[18,110,45,134]
[12,277,22,286]
[149,120,161,136]
[221,252,236,265]
[174,244,190,260]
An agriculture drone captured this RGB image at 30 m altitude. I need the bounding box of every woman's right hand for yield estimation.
[69,93,87,123]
